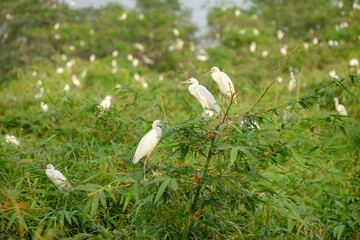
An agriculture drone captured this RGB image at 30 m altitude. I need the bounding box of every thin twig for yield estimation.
[248,41,302,114]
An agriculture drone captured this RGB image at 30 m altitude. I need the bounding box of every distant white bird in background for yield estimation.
[56,67,64,74]
[45,164,72,191]
[312,37,319,45]
[100,95,111,110]
[349,58,359,67]
[234,9,241,16]
[118,12,127,21]
[89,54,96,63]
[261,50,269,58]
[328,70,339,79]
[40,102,49,112]
[280,45,287,56]
[276,29,285,40]
[63,84,70,92]
[205,66,236,104]
[5,134,20,146]
[288,72,296,94]
[250,41,256,53]
[72,75,81,87]
[133,120,169,180]
[179,78,221,117]
[112,50,119,57]
[333,97,348,116]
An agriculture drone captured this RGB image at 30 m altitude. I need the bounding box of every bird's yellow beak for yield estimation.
[204,69,212,73]
[178,80,190,84]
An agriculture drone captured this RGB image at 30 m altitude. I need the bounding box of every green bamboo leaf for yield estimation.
[133,183,139,203]
[82,198,91,221]
[90,195,99,216]
[311,157,327,173]
[98,191,107,208]
[154,177,171,204]
[170,178,178,191]
[123,184,134,212]
[238,146,258,162]
[6,212,17,230]
[336,224,346,240]
[290,147,305,167]
[230,147,238,166]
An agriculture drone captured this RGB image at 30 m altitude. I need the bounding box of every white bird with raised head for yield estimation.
[179,78,221,116]
[205,67,236,104]
[133,120,169,180]
[45,164,72,191]
[333,97,347,116]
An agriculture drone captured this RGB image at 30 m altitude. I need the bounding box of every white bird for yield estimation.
[63,84,70,92]
[133,120,169,180]
[179,78,221,116]
[5,134,20,146]
[100,95,111,110]
[45,164,72,191]
[72,75,81,87]
[40,102,49,112]
[328,70,338,79]
[250,41,256,53]
[349,58,359,67]
[288,72,296,94]
[205,66,236,104]
[333,97,348,116]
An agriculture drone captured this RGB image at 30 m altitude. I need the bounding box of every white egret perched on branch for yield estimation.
[133,120,169,180]
[333,97,348,116]
[45,164,72,191]
[205,66,236,104]
[179,78,221,117]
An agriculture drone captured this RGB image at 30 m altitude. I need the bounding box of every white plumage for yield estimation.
[288,71,296,94]
[179,78,221,116]
[133,120,169,180]
[45,164,72,191]
[333,97,348,116]
[206,66,236,104]
[5,134,20,146]
[100,95,112,110]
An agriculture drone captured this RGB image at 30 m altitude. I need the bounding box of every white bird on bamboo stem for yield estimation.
[288,71,296,94]
[45,164,72,191]
[333,97,347,116]
[133,120,169,180]
[205,66,236,104]
[179,78,221,117]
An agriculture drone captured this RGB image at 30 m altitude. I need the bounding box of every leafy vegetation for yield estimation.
[1,0,359,239]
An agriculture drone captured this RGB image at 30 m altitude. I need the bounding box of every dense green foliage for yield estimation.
[1,0,359,239]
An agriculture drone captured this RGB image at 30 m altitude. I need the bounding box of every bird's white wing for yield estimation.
[198,85,221,114]
[47,169,71,191]
[338,105,348,116]
[132,130,160,164]
[220,72,235,94]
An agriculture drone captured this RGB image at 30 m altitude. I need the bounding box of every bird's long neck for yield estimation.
[153,126,162,137]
